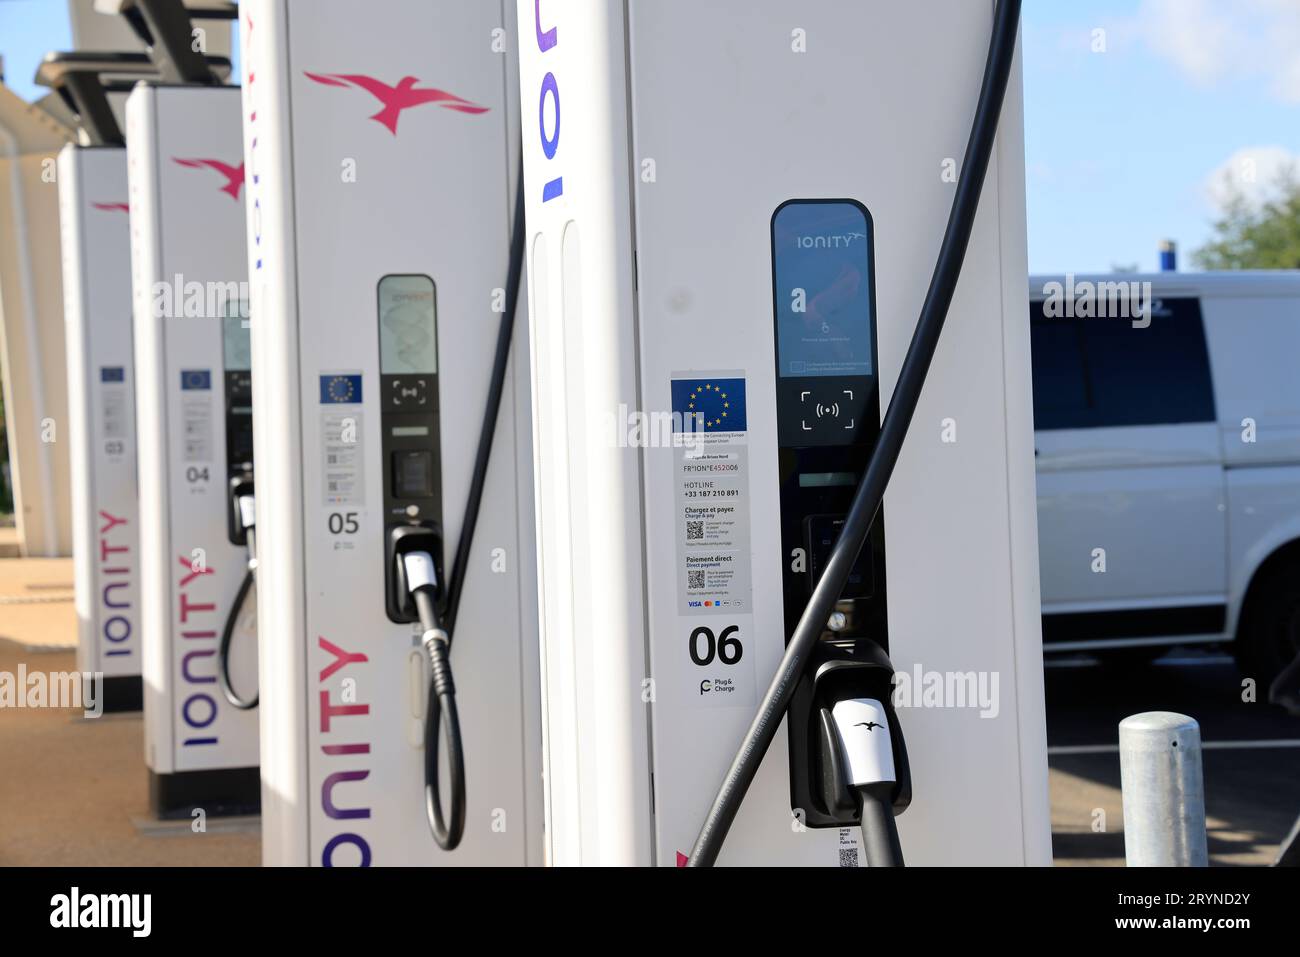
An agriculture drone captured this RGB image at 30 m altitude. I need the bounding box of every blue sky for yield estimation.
[3,0,1298,274]
[1023,0,1300,273]
[1,1,72,99]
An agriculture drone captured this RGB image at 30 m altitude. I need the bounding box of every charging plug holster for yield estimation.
[810,640,911,823]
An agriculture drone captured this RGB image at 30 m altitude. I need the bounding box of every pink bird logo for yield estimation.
[172,157,246,201]
[92,202,130,213]
[303,71,488,135]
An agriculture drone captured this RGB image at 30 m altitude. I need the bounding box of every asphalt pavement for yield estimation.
[1046,648,1300,866]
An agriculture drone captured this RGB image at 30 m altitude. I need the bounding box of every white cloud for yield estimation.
[1131,0,1300,102]
[1203,146,1300,213]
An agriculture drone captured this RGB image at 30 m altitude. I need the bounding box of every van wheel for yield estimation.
[1236,561,1300,689]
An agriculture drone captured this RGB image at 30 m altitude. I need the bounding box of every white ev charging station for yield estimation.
[41,53,163,712]
[241,0,542,866]
[126,41,260,816]
[517,0,1050,865]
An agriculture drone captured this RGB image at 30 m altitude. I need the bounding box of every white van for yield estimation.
[1030,272,1300,684]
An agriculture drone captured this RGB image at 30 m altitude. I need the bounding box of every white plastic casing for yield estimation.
[517,0,1050,866]
[127,84,259,775]
[241,0,541,866]
[59,144,141,682]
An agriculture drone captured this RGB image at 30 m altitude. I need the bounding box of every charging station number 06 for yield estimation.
[689,625,744,667]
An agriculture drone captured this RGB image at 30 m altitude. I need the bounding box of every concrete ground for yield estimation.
[1,555,1296,866]
[1046,649,1300,866]
[0,557,257,866]
[0,557,77,650]
[0,526,20,559]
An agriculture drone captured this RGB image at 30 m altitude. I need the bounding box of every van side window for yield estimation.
[1029,296,1215,430]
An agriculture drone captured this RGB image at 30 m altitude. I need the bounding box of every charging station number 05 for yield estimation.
[689,625,744,667]
[328,512,360,535]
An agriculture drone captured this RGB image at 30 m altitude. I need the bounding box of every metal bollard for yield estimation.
[1119,712,1209,867]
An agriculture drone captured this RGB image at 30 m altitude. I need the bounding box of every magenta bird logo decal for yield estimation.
[303,72,488,134]
[172,157,246,201]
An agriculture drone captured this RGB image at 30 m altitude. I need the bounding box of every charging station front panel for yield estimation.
[127,85,259,782]
[59,145,142,703]
[630,0,1044,866]
[519,0,1050,865]
[243,0,540,866]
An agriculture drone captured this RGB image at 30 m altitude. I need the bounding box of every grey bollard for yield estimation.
[1119,712,1209,866]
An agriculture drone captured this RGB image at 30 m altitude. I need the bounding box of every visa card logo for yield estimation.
[320,374,362,404]
[671,378,747,433]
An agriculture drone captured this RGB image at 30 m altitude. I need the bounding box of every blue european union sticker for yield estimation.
[320,374,362,405]
[671,377,747,433]
[100,367,125,383]
[180,369,211,391]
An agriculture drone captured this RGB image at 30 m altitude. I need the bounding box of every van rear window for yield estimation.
[1029,295,1215,430]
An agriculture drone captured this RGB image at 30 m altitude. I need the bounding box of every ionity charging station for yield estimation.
[41,52,162,712]
[241,0,541,865]
[517,0,1049,865]
[126,38,259,815]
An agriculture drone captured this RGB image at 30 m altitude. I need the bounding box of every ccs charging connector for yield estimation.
[829,698,904,867]
[218,474,258,710]
[808,644,910,866]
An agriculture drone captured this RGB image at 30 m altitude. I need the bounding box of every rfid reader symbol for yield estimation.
[815,401,841,419]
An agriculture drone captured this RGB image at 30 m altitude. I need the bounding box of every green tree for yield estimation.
[1194,167,1300,270]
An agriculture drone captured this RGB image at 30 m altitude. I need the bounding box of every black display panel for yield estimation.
[771,200,877,449]
[772,200,888,829]
[222,306,254,476]
[377,275,443,623]
[773,202,875,380]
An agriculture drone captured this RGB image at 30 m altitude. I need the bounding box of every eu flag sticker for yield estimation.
[180,369,211,391]
[100,367,125,383]
[671,376,747,433]
[320,373,362,405]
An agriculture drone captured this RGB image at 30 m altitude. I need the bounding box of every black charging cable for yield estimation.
[410,161,526,851]
[404,550,467,850]
[687,0,1023,866]
[218,491,259,710]
[443,160,526,636]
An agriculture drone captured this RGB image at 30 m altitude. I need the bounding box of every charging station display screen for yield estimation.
[772,201,875,379]
[222,308,251,372]
[378,275,438,375]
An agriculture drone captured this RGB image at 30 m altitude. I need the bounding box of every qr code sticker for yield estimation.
[838,847,859,868]
[686,520,704,541]
[688,569,706,590]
